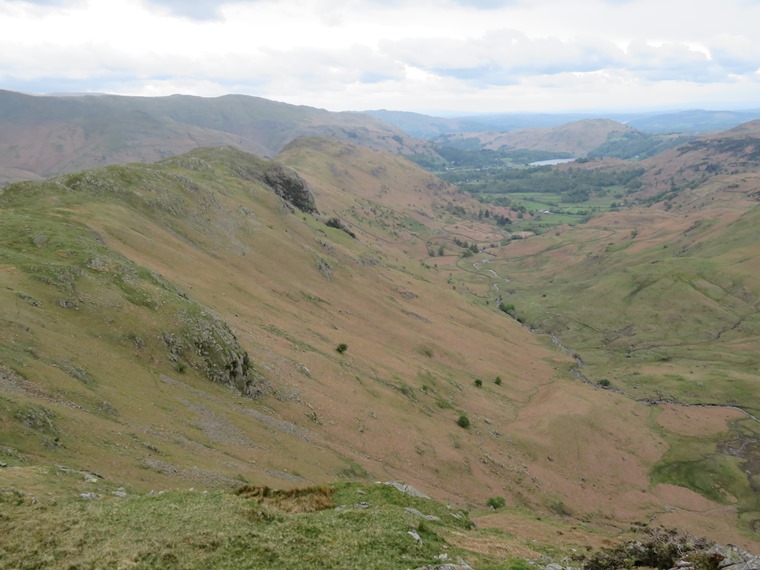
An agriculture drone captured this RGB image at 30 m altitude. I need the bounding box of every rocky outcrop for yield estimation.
[262,164,318,214]
[163,307,266,398]
[547,527,760,570]
[199,147,318,214]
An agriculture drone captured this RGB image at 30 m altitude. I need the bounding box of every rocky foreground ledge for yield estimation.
[539,527,759,570]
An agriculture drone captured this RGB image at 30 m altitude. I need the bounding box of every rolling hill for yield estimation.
[442,119,638,157]
[367,108,760,139]
[0,90,434,185]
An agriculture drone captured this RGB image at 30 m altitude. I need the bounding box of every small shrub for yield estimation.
[474,379,482,388]
[548,499,572,517]
[486,496,506,509]
[494,376,502,386]
[325,217,356,238]
[417,345,434,358]
[336,343,348,354]
[598,378,611,388]
[498,302,516,318]
[399,384,415,399]
[456,415,471,429]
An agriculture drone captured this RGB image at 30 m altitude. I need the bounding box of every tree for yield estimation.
[486,496,506,509]
[498,302,516,318]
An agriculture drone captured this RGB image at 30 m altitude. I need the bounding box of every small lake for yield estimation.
[529,158,576,166]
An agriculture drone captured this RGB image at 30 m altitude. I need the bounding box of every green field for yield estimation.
[439,163,642,234]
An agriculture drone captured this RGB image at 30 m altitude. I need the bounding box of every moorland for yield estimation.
[1,91,759,569]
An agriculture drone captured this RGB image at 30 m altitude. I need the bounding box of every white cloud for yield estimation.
[1,0,759,112]
[143,0,226,20]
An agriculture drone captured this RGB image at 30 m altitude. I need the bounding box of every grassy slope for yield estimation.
[1,141,757,566]
[479,136,760,540]
[0,480,487,569]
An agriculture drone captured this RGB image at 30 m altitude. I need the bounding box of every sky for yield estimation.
[1,0,760,114]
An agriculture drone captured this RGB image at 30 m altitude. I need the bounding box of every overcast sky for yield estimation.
[2,0,760,114]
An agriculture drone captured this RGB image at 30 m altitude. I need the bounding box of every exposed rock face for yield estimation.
[262,164,319,214]
[383,481,430,499]
[557,527,760,570]
[210,147,318,214]
[163,308,266,398]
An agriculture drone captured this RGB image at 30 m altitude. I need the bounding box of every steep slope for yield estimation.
[0,90,433,185]
[636,119,760,205]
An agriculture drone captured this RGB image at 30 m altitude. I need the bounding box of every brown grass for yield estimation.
[655,405,743,437]
[236,484,334,513]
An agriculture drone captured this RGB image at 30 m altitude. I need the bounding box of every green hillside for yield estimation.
[2,136,760,566]
[475,128,760,536]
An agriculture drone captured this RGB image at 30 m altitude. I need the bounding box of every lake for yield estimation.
[529,158,576,166]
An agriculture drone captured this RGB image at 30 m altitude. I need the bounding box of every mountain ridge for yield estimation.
[0,90,433,185]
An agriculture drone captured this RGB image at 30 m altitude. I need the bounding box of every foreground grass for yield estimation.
[0,481,531,570]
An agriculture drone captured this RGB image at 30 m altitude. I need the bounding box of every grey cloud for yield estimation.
[708,35,760,74]
[624,41,722,82]
[383,31,624,85]
[381,31,750,87]
[257,45,406,90]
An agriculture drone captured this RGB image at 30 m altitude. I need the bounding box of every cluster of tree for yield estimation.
[410,143,573,172]
[448,165,645,203]
[475,208,512,225]
[453,237,480,255]
[427,244,447,257]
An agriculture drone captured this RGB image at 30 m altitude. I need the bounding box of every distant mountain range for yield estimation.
[0,90,431,184]
[365,108,760,137]
[440,118,638,157]
[4,89,759,187]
